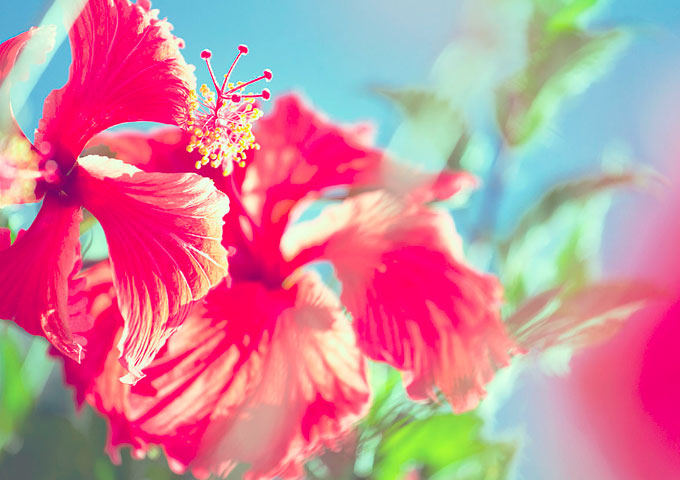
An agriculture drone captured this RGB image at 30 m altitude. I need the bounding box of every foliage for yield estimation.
[496,0,629,145]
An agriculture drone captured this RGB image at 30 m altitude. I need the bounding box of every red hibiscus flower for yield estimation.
[0,0,231,383]
[60,95,516,478]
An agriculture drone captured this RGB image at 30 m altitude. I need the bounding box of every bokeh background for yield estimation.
[1,0,680,479]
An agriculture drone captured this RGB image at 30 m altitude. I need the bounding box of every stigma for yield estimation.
[185,45,272,176]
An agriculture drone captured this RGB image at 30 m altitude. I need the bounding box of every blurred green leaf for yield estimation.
[497,0,628,146]
[373,413,516,480]
[505,281,666,371]
[446,129,471,171]
[0,404,194,480]
[545,0,599,33]
[0,335,33,453]
[363,367,402,429]
[530,0,601,35]
[501,171,648,259]
[500,171,650,308]
[0,413,111,480]
[377,88,468,170]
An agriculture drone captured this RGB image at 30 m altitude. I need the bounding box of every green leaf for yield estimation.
[545,0,599,33]
[529,0,601,36]
[363,367,402,429]
[0,335,33,453]
[496,27,628,146]
[377,88,468,171]
[505,281,666,370]
[373,414,516,480]
[502,171,650,254]
[500,171,651,308]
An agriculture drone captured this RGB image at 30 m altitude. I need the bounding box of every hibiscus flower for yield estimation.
[0,0,232,383]
[60,95,517,478]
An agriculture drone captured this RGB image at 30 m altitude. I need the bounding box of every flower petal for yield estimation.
[74,155,229,383]
[242,94,383,234]
[35,0,195,164]
[57,260,120,406]
[62,271,369,479]
[84,128,193,174]
[188,275,370,480]
[0,194,84,360]
[285,191,516,412]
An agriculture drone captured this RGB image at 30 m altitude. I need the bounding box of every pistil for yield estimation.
[185,45,272,176]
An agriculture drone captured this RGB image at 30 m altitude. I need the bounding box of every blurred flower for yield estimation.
[0,0,230,383]
[60,94,517,478]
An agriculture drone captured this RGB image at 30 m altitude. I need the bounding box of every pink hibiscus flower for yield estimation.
[60,95,516,478]
[0,0,232,383]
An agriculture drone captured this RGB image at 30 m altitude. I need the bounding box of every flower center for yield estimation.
[185,45,272,176]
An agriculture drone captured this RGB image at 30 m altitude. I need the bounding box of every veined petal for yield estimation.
[74,155,229,383]
[285,191,516,413]
[57,261,120,406]
[0,194,84,360]
[242,94,382,234]
[84,128,191,173]
[35,0,195,164]
[189,275,370,480]
[62,271,369,480]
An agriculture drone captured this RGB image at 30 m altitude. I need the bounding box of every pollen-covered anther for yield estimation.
[184,44,273,176]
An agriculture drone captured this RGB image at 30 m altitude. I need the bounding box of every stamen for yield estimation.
[222,70,273,96]
[185,45,273,176]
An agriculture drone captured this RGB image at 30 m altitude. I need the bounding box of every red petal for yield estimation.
[84,128,192,174]
[56,261,120,406]
[242,94,383,236]
[286,191,516,412]
[0,194,84,360]
[74,155,229,383]
[35,0,195,164]
[64,272,369,479]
